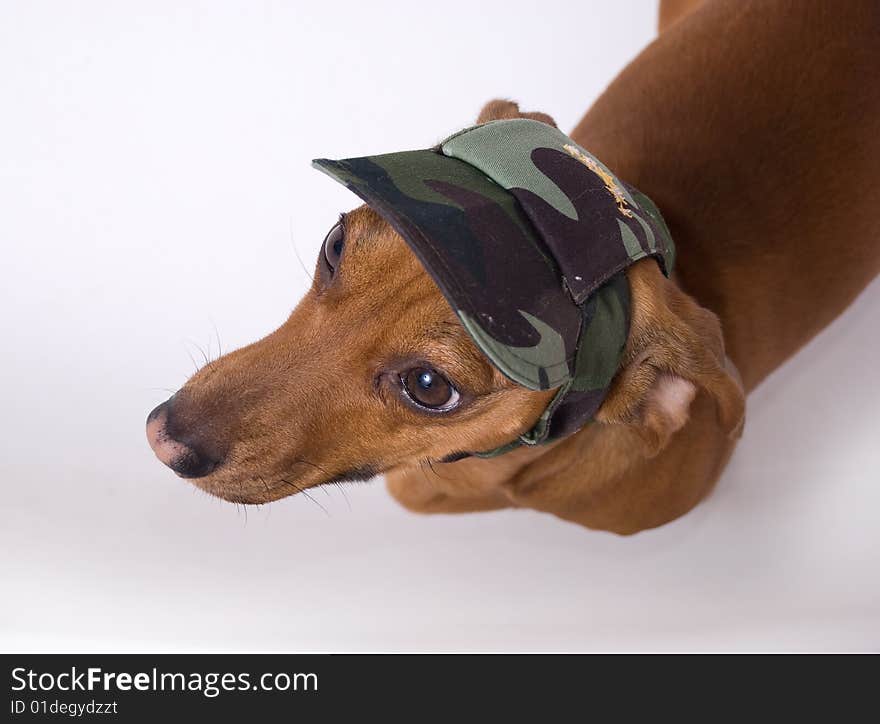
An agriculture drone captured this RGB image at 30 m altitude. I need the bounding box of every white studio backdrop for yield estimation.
[1,0,878,652]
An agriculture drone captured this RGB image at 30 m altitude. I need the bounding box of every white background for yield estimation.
[1,0,878,652]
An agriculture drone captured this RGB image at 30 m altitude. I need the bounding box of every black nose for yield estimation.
[168,445,220,478]
[169,448,218,478]
[146,399,223,479]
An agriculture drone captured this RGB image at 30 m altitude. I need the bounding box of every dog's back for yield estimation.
[572,0,880,391]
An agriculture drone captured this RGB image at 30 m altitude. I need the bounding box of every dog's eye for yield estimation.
[323,221,345,270]
[401,367,460,412]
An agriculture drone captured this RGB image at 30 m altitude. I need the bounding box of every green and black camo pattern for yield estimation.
[313,118,674,449]
[441,120,674,303]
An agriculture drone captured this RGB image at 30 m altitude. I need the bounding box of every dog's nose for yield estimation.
[146,399,221,478]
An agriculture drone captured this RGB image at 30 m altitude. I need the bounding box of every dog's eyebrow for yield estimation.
[422,319,471,345]
[343,205,387,246]
[418,321,501,391]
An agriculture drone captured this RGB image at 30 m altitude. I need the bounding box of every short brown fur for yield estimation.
[150,0,880,534]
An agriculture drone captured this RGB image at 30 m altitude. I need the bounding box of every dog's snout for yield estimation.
[146,399,222,479]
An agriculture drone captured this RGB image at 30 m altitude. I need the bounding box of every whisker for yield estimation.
[183,339,210,372]
[289,457,334,479]
[419,461,437,488]
[211,319,224,358]
[193,341,210,367]
[332,481,352,511]
[289,217,315,283]
[289,458,354,511]
[183,346,201,374]
[280,477,330,516]
[239,478,248,525]
[426,459,449,480]
[258,477,274,520]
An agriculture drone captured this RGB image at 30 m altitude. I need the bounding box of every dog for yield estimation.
[146,0,880,534]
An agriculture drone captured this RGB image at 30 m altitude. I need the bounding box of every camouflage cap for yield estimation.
[313,118,674,452]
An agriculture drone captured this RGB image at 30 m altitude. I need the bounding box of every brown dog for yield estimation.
[146,0,880,534]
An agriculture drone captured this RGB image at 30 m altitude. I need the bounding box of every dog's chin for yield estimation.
[182,465,380,506]
[182,471,304,505]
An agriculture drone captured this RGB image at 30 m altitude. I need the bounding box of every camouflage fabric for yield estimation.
[312,118,674,453]
[442,120,674,302]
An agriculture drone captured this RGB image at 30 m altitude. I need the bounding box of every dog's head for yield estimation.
[147,201,553,502]
[146,101,743,505]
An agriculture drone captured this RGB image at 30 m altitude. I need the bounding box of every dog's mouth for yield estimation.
[191,473,313,506]
[186,465,379,506]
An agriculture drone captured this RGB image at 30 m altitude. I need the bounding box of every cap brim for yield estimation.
[313,151,581,390]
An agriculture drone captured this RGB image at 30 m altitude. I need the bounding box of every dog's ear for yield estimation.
[596,260,745,457]
[476,99,558,128]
